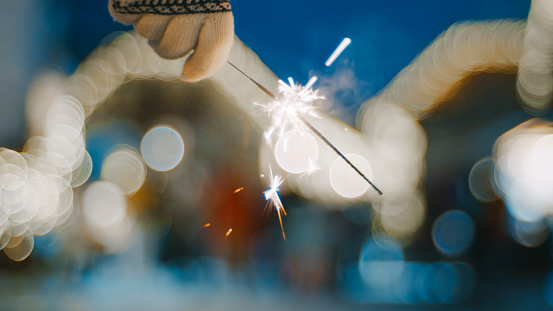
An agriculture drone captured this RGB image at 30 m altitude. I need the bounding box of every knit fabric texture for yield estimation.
[112,0,231,15]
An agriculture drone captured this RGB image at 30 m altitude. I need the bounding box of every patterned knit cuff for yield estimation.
[112,0,231,15]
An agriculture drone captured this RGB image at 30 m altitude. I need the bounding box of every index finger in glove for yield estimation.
[181,12,235,82]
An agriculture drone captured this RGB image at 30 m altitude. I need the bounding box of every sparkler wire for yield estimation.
[227,61,383,195]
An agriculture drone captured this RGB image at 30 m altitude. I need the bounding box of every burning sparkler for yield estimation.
[229,37,382,240]
[262,77,322,141]
[227,56,383,195]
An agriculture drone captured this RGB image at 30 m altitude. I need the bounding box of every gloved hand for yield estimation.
[109,0,234,82]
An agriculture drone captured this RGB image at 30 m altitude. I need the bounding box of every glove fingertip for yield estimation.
[181,13,235,82]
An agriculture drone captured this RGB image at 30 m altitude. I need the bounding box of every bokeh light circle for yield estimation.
[82,181,127,230]
[140,125,185,172]
[432,210,475,257]
[101,148,146,196]
[274,129,319,174]
[468,157,498,202]
[329,153,373,198]
[358,237,404,290]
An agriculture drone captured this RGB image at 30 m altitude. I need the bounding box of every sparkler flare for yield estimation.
[262,78,323,140]
[226,61,383,195]
[228,37,381,241]
[263,169,287,240]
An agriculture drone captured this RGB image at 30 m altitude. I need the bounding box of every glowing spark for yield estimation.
[233,187,244,194]
[303,76,318,91]
[263,169,287,240]
[226,60,383,195]
[325,38,351,66]
[204,223,211,228]
[263,77,323,140]
[225,228,233,237]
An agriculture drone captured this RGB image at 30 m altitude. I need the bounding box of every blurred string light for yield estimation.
[81,180,134,252]
[340,236,475,304]
[517,0,553,111]
[355,20,530,242]
[100,147,146,196]
[6,13,550,259]
[3,31,189,259]
[494,120,553,224]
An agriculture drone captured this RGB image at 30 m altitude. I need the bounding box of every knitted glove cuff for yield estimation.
[112,0,231,15]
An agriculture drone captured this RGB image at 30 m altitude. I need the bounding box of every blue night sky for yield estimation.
[232,0,530,96]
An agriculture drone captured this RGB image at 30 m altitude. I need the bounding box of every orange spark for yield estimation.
[203,223,211,228]
[225,228,233,237]
[233,187,244,194]
[276,207,287,240]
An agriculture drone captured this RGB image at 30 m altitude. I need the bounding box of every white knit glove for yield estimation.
[109,0,234,82]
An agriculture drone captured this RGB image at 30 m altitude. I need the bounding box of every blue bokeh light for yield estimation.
[432,210,475,257]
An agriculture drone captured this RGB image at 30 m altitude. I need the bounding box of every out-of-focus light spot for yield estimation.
[203,223,211,228]
[494,124,553,222]
[509,218,549,248]
[82,181,126,230]
[413,262,437,303]
[517,0,553,111]
[468,157,498,202]
[141,125,185,172]
[0,228,11,249]
[433,262,461,303]
[274,129,319,174]
[101,148,146,196]
[342,253,475,304]
[432,210,475,257]
[3,230,34,261]
[380,193,426,240]
[358,237,404,290]
[82,181,134,252]
[71,150,93,187]
[329,153,373,198]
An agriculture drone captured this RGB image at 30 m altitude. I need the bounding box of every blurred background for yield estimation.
[3,0,553,310]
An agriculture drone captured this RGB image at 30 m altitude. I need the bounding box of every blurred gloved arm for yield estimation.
[109,0,234,82]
